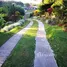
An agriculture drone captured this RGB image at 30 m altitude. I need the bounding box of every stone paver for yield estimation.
[34,20,58,67]
[0,21,33,67]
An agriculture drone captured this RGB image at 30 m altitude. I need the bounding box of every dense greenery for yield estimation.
[0,17,6,29]
[38,0,67,25]
[39,0,63,13]
[42,0,54,4]
[0,1,25,28]
[7,3,25,21]
[39,3,53,13]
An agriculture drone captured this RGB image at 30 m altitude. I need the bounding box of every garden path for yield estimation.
[34,20,58,67]
[0,21,33,67]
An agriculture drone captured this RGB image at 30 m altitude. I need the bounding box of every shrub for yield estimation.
[0,17,6,29]
[15,6,25,16]
[15,11,20,16]
[7,4,25,21]
[29,13,34,18]
[33,10,40,16]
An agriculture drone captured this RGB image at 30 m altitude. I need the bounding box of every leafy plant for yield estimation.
[0,17,6,29]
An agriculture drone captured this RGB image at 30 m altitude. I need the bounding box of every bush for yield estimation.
[15,6,25,16]
[33,10,40,16]
[0,17,6,29]
[7,4,25,21]
[63,9,67,16]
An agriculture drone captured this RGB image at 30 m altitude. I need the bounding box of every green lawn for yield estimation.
[2,20,38,67]
[0,21,30,47]
[44,23,67,67]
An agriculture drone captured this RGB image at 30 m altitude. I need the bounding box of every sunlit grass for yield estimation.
[0,21,30,47]
[25,28,37,36]
[2,20,38,67]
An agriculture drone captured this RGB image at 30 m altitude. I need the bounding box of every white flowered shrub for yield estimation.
[2,19,25,32]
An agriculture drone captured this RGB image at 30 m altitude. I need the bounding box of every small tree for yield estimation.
[7,3,25,21]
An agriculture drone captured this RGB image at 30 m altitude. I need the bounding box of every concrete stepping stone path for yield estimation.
[0,21,33,67]
[34,20,58,67]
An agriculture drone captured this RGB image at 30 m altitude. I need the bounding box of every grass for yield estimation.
[2,20,38,67]
[44,23,67,67]
[0,21,30,47]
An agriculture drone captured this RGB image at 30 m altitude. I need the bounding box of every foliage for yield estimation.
[63,9,67,16]
[0,1,25,22]
[25,3,30,7]
[51,0,63,8]
[0,1,25,28]
[39,0,63,13]
[15,11,21,20]
[8,4,25,15]
[15,2,24,7]
[0,14,7,17]
[15,6,25,16]
[7,3,15,16]
[0,7,3,13]
[0,6,8,14]
[6,3,25,21]
[64,0,67,9]
[52,5,63,17]
[15,11,20,16]
[29,13,34,18]
[42,0,63,5]
[0,1,3,7]
[33,10,40,16]
[42,0,54,4]
[0,17,5,28]
[38,3,53,15]
[39,0,64,24]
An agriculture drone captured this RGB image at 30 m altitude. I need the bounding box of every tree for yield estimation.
[25,3,30,7]
[7,3,25,21]
[0,1,3,7]
[15,6,25,16]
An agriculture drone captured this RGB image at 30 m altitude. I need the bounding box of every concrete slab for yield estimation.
[34,20,58,67]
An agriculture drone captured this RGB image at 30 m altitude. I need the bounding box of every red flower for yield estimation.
[47,8,53,15]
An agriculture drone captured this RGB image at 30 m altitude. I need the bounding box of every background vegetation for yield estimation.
[0,1,25,29]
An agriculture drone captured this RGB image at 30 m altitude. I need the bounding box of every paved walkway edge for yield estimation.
[0,21,33,67]
[34,20,58,67]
